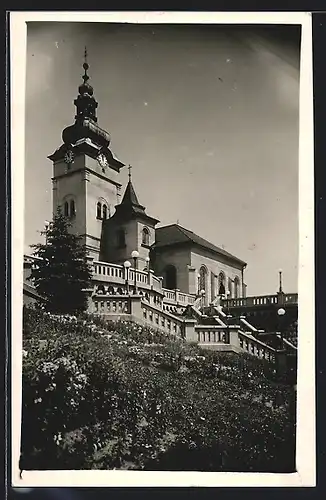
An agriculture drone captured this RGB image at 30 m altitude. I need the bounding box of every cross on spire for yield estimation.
[128,164,132,181]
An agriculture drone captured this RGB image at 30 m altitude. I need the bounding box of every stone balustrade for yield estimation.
[196,326,231,344]
[93,261,125,283]
[222,292,298,309]
[90,293,185,337]
[194,324,278,363]
[238,331,277,362]
[92,296,131,315]
[92,261,196,310]
[141,301,184,337]
[195,325,240,345]
[86,291,281,364]
[162,288,196,306]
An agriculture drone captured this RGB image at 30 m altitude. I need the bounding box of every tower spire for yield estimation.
[128,164,132,181]
[83,46,89,83]
[74,47,98,123]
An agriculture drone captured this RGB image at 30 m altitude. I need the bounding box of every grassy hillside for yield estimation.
[20,306,296,472]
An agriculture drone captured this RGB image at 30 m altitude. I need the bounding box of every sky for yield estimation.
[24,22,301,296]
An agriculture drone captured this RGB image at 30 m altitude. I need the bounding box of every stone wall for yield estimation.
[190,248,244,304]
[152,246,191,293]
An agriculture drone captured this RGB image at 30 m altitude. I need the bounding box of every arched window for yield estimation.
[96,202,102,219]
[103,204,107,220]
[218,271,226,296]
[163,265,177,290]
[228,277,233,298]
[64,201,69,217]
[234,276,240,299]
[199,266,208,293]
[142,227,150,246]
[70,200,76,217]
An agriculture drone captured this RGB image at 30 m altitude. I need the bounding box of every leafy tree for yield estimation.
[29,208,92,314]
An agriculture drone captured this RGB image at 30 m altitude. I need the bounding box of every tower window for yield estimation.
[142,227,150,246]
[117,229,126,248]
[97,202,102,219]
[70,199,76,217]
[103,204,108,220]
[62,198,76,218]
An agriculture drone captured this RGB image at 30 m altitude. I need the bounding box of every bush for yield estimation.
[20,307,296,471]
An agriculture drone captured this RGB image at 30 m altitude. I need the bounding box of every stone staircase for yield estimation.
[24,256,296,371]
[88,288,288,367]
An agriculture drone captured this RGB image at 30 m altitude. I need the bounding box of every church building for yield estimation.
[47,51,247,304]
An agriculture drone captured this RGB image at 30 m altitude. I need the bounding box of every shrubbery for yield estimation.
[21,306,296,472]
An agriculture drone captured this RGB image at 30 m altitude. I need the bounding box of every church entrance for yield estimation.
[163,265,177,290]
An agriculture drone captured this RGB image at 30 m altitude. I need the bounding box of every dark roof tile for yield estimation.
[153,224,246,266]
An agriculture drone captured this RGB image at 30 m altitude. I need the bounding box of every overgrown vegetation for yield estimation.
[21,306,296,472]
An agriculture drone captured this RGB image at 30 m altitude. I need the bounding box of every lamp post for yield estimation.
[124,260,131,294]
[131,250,139,294]
[279,268,283,293]
[277,307,286,350]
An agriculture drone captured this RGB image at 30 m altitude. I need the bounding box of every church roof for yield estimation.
[153,224,247,267]
[114,180,160,224]
[121,180,142,207]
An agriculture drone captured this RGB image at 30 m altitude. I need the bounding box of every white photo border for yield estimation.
[10,10,315,488]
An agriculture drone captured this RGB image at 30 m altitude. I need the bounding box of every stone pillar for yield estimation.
[187,266,197,295]
[228,327,240,348]
[129,295,143,320]
[148,269,154,287]
[183,319,197,342]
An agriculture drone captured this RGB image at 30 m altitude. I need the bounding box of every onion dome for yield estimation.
[61,47,111,148]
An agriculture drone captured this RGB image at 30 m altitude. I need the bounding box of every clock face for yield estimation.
[64,150,75,165]
[97,153,109,169]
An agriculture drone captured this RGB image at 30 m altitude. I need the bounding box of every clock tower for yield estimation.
[48,49,125,261]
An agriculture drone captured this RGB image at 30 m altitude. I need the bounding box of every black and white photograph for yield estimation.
[11,11,315,487]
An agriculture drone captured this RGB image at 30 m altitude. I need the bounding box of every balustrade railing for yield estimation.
[162,288,196,306]
[195,326,230,344]
[195,324,277,362]
[238,331,276,362]
[93,261,154,288]
[92,261,196,309]
[141,301,183,336]
[93,296,131,315]
[223,293,298,309]
[93,262,124,282]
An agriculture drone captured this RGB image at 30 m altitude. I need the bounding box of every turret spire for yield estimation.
[128,164,132,181]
